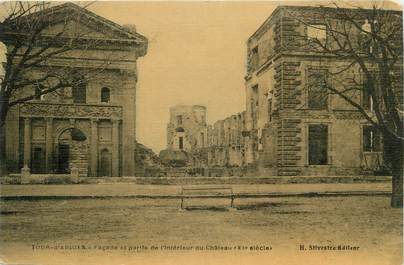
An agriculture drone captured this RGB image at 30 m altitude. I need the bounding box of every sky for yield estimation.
[1,1,401,153]
[88,1,283,153]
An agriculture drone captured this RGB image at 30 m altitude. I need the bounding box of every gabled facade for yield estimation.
[4,3,148,177]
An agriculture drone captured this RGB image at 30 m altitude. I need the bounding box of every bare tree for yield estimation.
[288,3,403,207]
[0,2,114,176]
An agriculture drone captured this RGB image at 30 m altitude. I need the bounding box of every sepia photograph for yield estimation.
[0,1,402,264]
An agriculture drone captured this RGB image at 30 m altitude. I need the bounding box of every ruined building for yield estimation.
[166,105,208,152]
[163,104,247,170]
[3,3,148,177]
[207,112,246,167]
[160,105,208,167]
[244,6,402,176]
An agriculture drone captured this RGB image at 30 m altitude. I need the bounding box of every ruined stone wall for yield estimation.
[203,111,247,167]
[166,105,207,152]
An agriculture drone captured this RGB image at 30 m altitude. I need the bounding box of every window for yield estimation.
[307,24,327,43]
[361,20,377,54]
[362,72,377,111]
[177,115,183,125]
[251,46,259,70]
[267,98,272,122]
[308,124,328,165]
[179,136,183,150]
[252,84,259,107]
[200,132,205,147]
[361,19,371,33]
[72,80,86,103]
[308,69,328,110]
[362,87,373,111]
[101,87,110,103]
[363,126,381,152]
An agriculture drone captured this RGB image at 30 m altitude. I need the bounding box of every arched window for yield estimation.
[101,87,110,103]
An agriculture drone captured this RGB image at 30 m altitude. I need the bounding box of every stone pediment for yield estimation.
[6,3,147,46]
[42,19,121,40]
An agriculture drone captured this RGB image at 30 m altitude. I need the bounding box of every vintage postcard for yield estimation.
[0,1,402,264]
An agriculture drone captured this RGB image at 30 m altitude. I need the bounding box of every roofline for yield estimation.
[248,5,402,42]
[9,2,147,44]
[248,5,283,43]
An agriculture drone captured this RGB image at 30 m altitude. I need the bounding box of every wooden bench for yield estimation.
[180,186,235,209]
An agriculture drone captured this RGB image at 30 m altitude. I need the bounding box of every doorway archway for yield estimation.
[56,127,89,175]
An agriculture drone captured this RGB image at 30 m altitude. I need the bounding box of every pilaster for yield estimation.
[90,118,98,177]
[121,70,136,176]
[112,119,120,177]
[23,118,31,168]
[45,117,53,172]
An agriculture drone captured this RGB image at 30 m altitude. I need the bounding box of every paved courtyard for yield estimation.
[0,194,402,265]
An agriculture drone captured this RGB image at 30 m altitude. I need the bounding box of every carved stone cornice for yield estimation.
[19,102,123,120]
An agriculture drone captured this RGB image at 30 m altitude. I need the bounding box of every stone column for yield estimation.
[23,117,31,169]
[111,119,119,177]
[45,117,53,173]
[90,118,98,177]
[121,71,136,176]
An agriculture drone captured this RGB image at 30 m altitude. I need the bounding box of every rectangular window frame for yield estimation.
[362,125,382,153]
[251,45,259,71]
[179,136,184,150]
[177,115,183,126]
[306,24,327,44]
[305,122,332,166]
[306,67,329,110]
[361,70,378,112]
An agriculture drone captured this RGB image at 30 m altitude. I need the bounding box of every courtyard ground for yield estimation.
[0,182,391,198]
[0,193,402,265]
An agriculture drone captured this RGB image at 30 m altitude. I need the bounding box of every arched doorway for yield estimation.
[99,149,112,177]
[56,127,89,175]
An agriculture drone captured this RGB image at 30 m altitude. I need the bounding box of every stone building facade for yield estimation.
[3,3,148,177]
[244,6,402,176]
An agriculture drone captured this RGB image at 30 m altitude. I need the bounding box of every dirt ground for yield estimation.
[0,196,402,265]
[0,182,391,197]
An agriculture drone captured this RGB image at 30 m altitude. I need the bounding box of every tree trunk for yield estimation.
[383,132,403,208]
[391,166,403,208]
[0,123,6,177]
[390,144,403,208]
[0,89,10,177]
